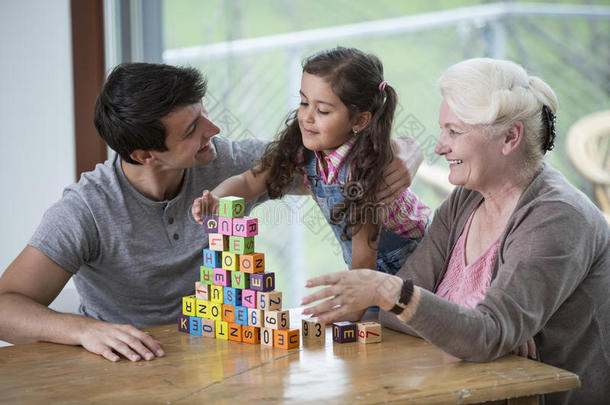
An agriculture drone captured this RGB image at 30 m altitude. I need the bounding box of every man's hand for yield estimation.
[378,137,423,204]
[191,190,219,225]
[77,318,165,362]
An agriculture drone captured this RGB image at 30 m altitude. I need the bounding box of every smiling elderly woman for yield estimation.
[302,58,610,405]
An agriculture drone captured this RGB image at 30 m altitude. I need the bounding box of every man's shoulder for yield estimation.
[64,155,122,205]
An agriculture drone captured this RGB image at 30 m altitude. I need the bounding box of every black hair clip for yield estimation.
[542,105,556,152]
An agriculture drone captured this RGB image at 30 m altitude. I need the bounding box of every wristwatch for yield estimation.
[389,279,414,315]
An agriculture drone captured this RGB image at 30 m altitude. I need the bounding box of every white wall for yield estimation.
[0,0,79,345]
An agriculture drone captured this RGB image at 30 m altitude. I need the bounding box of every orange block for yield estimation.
[273,329,300,349]
[239,253,265,273]
[242,325,261,344]
[228,323,242,342]
[222,304,235,323]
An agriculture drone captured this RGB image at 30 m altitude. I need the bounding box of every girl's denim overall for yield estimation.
[304,156,421,276]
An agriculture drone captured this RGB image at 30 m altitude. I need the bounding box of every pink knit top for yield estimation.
[436,207,500,308]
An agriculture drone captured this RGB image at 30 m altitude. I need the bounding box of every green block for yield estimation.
[218,196,245,218]
[231,271,250,289]
[200,266,214,285]
[229,236,255,254]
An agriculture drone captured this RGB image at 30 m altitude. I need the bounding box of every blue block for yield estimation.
[224,287,242,306]
[189,316,202,335]
[235,306,248,325]
[203,248,221,268]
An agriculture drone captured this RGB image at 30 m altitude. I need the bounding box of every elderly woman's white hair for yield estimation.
[439,58,558,169]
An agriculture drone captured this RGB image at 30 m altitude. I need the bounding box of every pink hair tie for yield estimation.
[378,80,388,92]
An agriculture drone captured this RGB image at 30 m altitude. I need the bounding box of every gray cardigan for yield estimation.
[380,164,609,405]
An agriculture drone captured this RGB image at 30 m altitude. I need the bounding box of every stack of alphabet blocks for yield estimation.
[178,196,300,349]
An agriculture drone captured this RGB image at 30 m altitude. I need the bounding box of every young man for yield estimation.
[0,63,422,362]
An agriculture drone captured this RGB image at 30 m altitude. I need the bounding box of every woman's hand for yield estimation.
[191,190,219,225]
[301,270,403,324]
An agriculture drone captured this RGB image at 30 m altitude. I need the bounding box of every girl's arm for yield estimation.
[350,221,379,270]
[191,165,269,224]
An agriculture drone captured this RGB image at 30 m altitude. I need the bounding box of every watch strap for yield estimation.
[389,279,414,315]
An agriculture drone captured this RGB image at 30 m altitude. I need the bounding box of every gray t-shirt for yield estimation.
[29,136,267,327]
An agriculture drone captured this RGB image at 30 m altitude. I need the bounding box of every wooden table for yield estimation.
[0,319,579,404]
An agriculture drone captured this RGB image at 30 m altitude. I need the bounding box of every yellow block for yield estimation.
[209,302,223,321]
[182,295,196,316]
[210,285,224,304]
[195,299,210,319]
[222,251,240,271]
[215,320,229,340]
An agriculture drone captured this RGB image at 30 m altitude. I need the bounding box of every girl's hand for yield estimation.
[512,337,537,359]
[301,270,402,324]
[191,190,219,225]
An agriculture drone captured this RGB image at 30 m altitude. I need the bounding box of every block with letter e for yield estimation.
[219,196,245,218]
[229,236,255,255]
[202,215,218,233]
[357,322,382,343]
[264,310,289,330]
[213,268,231,287]
[249,272,274,292]
[333,321,357,343]
[208,233,228,251]
[302,318,325,341]
[239,252,265,273]
[189,316,202,335]
[235,306,248,325]
[178,314,190,333]
[242,325,260,344]
[274,329,300,349]
[232,216,258,237]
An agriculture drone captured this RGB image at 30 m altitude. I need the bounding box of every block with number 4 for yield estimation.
[357,322,382,343]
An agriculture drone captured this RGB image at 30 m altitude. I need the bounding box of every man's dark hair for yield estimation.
[94,63,207,164]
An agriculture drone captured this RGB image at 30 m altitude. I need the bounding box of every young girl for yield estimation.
[193,47,430,306]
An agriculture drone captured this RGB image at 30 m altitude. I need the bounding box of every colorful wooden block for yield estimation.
[223,287,242,306]
[249,272,275,292]
[239,253,265,273]
[210,285,224,304]
[178,314,190,333]
[182,295,196,316]
[261,327,274,347]
[302,319,325,340]
[203,248,221,268]
[228,236,255,255]
[195,299,210,319]
[195,282,209,300]
[235,306,248,325]
[228,323,243,342]
[333,321,357,343]
[258,291,282,311]
[232,216,258,237]
[242,325,261,344]
[218,196,245,218]
[274,329,300,349]
[222,252,239,271]
[357,322,382,343]
[200,266,213,285]
[215,320,229,340]
[231,271,249,289]
[208,233,228,251]
[222,304,235,323]
[241,289,257,309]
[213,268,231,287]
[189,316,202,335]
[209,302,222,321]
[218,216,233,235]
[248,308,264,327]
[202,215,219,233]
[201,318,215,338]
[264,310,289,330]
